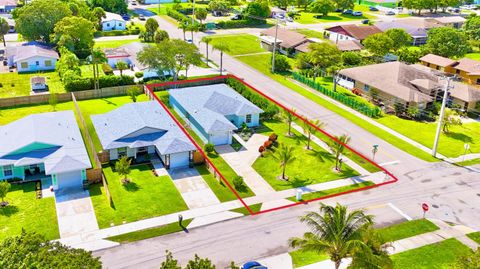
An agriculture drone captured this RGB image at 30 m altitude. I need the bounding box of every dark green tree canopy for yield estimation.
[363,33,394,57]
[425,27,471,58]
[87,0,127,14]
[384,28,413,51]
[244,0,271,19]
[308,0,335,16]
[53,16,95,58]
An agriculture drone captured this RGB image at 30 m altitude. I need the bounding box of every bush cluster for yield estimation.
[64,75,135,92]
[226,78,279,120]
[204,143,215,154]
[167,8,191,23]
[95,29,141,37]
[216,19,266,29]
[232,176,245,191]
[102,63,114,75]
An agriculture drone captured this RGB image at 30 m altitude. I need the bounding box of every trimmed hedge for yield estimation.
[292,72,382,118]
[95,29,141,37]
[167,8,191,23]
[216,19,266,29]
[226,78,279,119]
[64,75,135,92]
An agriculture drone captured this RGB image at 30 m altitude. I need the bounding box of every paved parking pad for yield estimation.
[169,168,221,209]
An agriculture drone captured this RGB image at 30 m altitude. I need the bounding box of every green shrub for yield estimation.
[232,176,245,191]
[271,54,291,73]
[204,143,215,153]
[135,72,144,78]
[98,75,135,88]
[167,8,190,22]
[216,19,266,29]
[102,63,114,75]
[64,77,93,92]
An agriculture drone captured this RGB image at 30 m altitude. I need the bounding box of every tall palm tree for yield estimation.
[201,36,212,63]
[289,203,374,269]
[212,42,230,75]
[273,144,296,180]
[91,48,107,90]
[116,61,128,76]
[332,134,350,171]
[303,118,325,150]
[179,21,188,41]
[188,23,200,43]
[349,228,393,269]
[282,108,296,137]
[0,18,9,47]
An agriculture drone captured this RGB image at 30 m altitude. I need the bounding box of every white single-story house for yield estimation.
[91,101,197,169]
[0,111,91,191]
[0,0,17,13]
[325,24,382,43]
[102,12,126,31]
[5,44,59,72]
[169,84,263,146]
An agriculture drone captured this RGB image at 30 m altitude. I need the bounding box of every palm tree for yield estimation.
[91,48,107,90]
[212,42,230,75]
[115,156,132,184]
[332,134,350,171]
[188,23,200,43]
[349,228,393,269]
[0,18,9,47]
[289,203,374,269]
[303,118,325,150]
[116,61,128,76]
[282,108,296,137]
[272,144,296,180]
[201,36,212,63]
[179,21,188,41]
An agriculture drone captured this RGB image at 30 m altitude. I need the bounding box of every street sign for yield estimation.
[422,203,429,212]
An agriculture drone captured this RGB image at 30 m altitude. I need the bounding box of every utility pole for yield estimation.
[271,16,279,73]
[192,0,195,26]
[158,0,161,16]
[432,76,454,157]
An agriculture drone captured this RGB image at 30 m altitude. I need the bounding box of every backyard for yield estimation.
[0,182,59,241]
[94,38,141,49]
[89,164,189,228]
[0,101,74,125]
[0,71,65,97]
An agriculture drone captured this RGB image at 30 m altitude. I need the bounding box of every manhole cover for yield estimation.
[432,204,439,208]
[477,193,480,197]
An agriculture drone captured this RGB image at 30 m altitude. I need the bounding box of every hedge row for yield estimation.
[292,72,382,118]
[216,19,266,29]
[226,78,279,119]
[64,75,135,92]
[167,8,200,24]
[95,29,141,37]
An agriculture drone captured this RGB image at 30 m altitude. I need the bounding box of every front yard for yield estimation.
[209,34,266,56]
[252,120,359,191]
[90,164,189,228]
[0,182,59,241]
[0,71,65,98]
[294,11,374,24]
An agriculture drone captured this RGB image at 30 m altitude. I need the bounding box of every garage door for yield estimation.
[169,152,190,168]
[209,132,230,146]
[57,170,83,190]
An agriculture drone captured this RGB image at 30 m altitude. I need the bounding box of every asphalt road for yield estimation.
[96,16,480,268]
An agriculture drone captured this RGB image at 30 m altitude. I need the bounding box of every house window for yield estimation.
[3,165,12,177]
[20,62,28,69]
[456,69,460,75]
[118,23,122,27]
[118,147,127,157]
[477,78,480,85]
[106,23,110,27]
[246,114,252,123]
[45,60,52,67]
[35,61,39,66]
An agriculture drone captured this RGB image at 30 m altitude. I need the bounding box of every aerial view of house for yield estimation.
[260,27,321,55]
[101,12,126,31]
[325,24,382,42]
[0,0,17,13]
[91,101,196,169]
[0,111,91,191]
[169,84,263,145]
[375,21,429,45]
[4,44,59,72]
[420,54,480,85]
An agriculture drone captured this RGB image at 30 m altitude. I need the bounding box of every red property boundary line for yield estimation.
[145,75,399,216]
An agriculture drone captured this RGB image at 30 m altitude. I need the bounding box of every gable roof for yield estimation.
[449,82,480,102]
[325,24,382,40]
[430,16,466,24]
[0,111,91,174]
[0,0,17,6]
[102,12,125,22]
[375,21,428,38]
[91,101,195,155]
[104,42,150,69]
[5,45,59,63]
[261,27,308,49]
[454,58,480,75]
[420,54,457,67]
[339,61,437,103]
[169,84,264,133]
[336,40,363,51]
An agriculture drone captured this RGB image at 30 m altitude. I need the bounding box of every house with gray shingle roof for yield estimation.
[0,111,91,191]
[169,84,263,146]
[91,101,196,169]
[5,44,59,72]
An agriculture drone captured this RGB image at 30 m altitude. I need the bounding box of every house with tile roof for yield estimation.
[169,84,263,145]
[91,101,196,169]
[0,111,91,191]
[325,24,382,43]
[5,44,59,72]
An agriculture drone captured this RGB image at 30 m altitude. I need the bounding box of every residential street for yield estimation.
[96,16,480,268]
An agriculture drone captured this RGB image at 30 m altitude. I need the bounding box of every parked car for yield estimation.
[130,1,137,5]
[138,14,146,20]
[452,8,460,13]
[286,16,293,22]
[385,10,396,15]
[186,38,193,44]
[231,14,243,20]
[352,11,363,16]
[362,19,370,24]
[335,8,343,12]
[242,261,267,269]
[369,6,379,11]
[121,14,131,20]
[343,9,353,15]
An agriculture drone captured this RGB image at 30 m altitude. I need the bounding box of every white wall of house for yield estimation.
[15,56,57,72]
[109,148,118,160]
[102,19,126,31]
[208,130,232,146]
[328,32,357,43]
[336,75,355,90]
[169,152,190,168]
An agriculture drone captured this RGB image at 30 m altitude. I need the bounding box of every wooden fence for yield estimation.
[0,85,142,108]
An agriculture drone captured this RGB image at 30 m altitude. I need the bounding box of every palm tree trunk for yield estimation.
[335,260,341,269]
[2,36,5,47]
[220,51,223,75]
[191,30,194,43]
[288,122,291,136]
[335,157,339,170]
[206,43,209,63]
[307,134,311,149]
[183,29,186,40]
[282,165,286,180]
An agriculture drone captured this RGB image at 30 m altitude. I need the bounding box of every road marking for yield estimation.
[363,204,387,210]
[388,202,413,221]
[379,160,400,167]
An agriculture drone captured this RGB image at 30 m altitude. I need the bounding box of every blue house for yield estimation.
[0,111,91,191]
[91,101,196,169]
[169,84,263,146]
[5,44,59,73]
[0,0,17,13]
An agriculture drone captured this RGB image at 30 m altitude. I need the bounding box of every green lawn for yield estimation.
[0,182,59,241]
[210,34,266,56]
[0,101,74,125]
[455,158,480,166]
[230,203,262,215]
[94,39,141,49]
[253,120,359,191]
[0,71,65,97]
[79,64,105,78]
[377,219,439,242]
[294,29,325,39]
[289,249,329,268]
[465,52,480,61]
[391,238,472,268]
[287,181,374,202]
[106,219,192,243]
[295,9,374,24]
[146,3,209,15]
[90,165,189,228]
[467,232,480,244]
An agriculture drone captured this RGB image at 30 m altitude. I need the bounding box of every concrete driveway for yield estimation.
[169,167,220,209]
[55,189,99,238]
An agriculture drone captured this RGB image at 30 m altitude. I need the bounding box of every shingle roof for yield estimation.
[91,101,196,155]
[169,84,263,133]
[261,27,308,49]
[420,54,457,67]
[102,12,125,22]
[5,45,59,63]
[454,58,480,75]
[336,40,363,51]
[449,82,480,102]
[339,62,437,103]
[326,24,382,40]
[431,16,466,24]
[0,0,17,6]
[0,111,91,174]
[375,21,428,38]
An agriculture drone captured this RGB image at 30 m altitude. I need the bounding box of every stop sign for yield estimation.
[422,203,429,212]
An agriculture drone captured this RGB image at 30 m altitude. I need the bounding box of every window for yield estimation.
[456,69,461,75]
[246,114,252,123]
[118,23,122,27]
[477,78,480,85]
[35,61,39,66]
[20,62,28,69]
[45,60,52,67]
[118,147,127,157]
[106,23,110,27]
[3,165,12,177]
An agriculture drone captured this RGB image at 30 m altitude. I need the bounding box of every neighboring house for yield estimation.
[427,16,466,29]
[5,44,59,72]
[91,101,196,169]
[420,54,480,86]
[169,84,263,146]
[260,27,317,56]
[0,0,17,13]
[375,21,428,45]
[325,24,382,43]
[102,12,126,31]
[30,76,47,93]
[270,7,286,18]
[104,42,171,79]
[0,111,91,191]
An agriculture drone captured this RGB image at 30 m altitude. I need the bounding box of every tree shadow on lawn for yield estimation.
[277,177,314,188]
[307,149,334,163]
[445,132,473,143]
[0,205,19,217]
[122,181,141,192]
[89,183,117,209]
